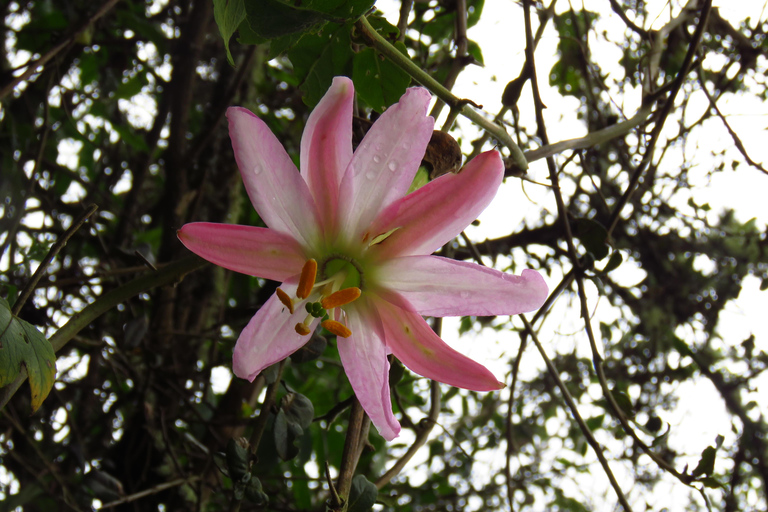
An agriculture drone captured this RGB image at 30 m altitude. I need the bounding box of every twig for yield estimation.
[0,0,122,100]
[521,314,633,511]
[97,476,201,509]
[695,65,767,175]
[375,380,440,489]
[12,204,99,316]
[607,0,713,237]
[335,398,366,507]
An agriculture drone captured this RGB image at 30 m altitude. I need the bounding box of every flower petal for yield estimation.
[233,278,318,381]
[339,87,434,240]
[338,301,400,440]
[376,294,504,391]
[178,222,305,282]
[378,256,548,317]
[367,150,504,259]
[300,77,354,231]
[227,107,321,247]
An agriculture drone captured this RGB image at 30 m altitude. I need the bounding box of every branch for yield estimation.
[0,0,122,101]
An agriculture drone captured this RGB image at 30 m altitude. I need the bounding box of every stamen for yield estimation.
[321,287,361,310]
[321,319,352,338]
[295,323,311,336]
[297,259,317,299]
[276,288,294,314]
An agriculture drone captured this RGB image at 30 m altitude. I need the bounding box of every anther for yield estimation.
[276,288,294,314]
[295,323,311,336]
[297,259,317,299]
[321,287,361,310]
[321,320,352,338]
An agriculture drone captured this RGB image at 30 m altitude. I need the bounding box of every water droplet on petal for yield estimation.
[252,165,262,175]
[388,161,398,172]
[373,155,382,163]
[365,171,376,181]
[401,141,411,150]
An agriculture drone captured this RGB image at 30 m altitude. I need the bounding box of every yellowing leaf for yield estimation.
[0,298,56,412]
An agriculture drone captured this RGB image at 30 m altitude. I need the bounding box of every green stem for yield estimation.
[356,15,528,173]
[0,255,207,411]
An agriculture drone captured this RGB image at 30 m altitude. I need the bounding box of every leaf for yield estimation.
[244,0,326,40]
[347,474,378,512]
[700,476,725,489]
[288,23,354,107]
[213,0,247,65]
[601,250,623,273]
[226,437,251,481]
[114,72,148,100]
[352,44,411,112]
[574,218,610,260]
[274,392,314,460]
[691,445,717,477]
[0,298,56,413]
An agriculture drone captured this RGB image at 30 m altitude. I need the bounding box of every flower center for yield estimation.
[276,258,363,339]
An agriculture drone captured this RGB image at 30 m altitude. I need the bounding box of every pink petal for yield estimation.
[178,222,305,282]
[366,150,504,259]
[376,294,504,391]
[300,77,354,231]
[338,301,400,441]
[233,278,318,381]
[339,87,434,240]
[227,107,321,247]
[378,256,548,317]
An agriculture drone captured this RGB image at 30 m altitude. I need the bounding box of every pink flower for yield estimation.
[178,77,547,440]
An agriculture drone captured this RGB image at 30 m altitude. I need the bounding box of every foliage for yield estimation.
[0,0,767,511]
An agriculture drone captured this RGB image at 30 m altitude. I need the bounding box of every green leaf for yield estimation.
[466,39,484,65]
[0,298,56,413]
[111,124,150,152]
[213,0,247,66]
[225,437,251,481]
[601,250,623,273]
[574,218,610,260]
[274,392,314,460]
[691,445,717,477]
[244,0,326,40]
[352,44,411,112]
[288,23,354,107]
[347,474,378,512]
[114,72,148,100]
[700,476,726,489]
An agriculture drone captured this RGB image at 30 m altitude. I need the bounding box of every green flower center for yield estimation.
[321,256,364,290]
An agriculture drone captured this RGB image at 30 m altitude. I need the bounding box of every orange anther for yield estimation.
[321,319,352,338]
[295,322,311,336]
[320,287,361,310]
[276,288,294,314]
[297,259,317,299]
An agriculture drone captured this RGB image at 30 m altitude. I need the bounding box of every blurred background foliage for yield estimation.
[1,0,767,510]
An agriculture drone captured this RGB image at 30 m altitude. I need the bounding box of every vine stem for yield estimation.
[355,15,528,173]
